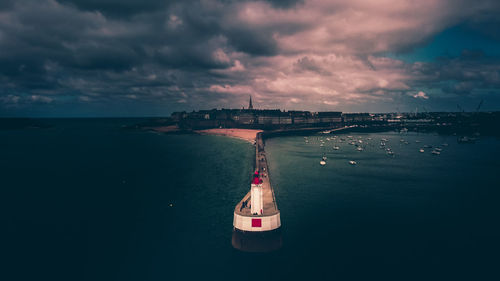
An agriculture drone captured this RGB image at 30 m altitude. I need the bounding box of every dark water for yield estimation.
[1,119,499,280]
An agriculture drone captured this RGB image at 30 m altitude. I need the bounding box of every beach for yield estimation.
[195,128,262,142]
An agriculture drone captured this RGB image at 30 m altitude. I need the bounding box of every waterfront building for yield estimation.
[343,113,372,123]
[318,111,342,123]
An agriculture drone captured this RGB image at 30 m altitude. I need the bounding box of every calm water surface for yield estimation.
[1,119,499,280]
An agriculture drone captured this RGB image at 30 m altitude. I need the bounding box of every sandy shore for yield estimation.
[195,128,262,142]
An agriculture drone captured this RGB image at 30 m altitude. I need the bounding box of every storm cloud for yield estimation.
[1,0,500,116]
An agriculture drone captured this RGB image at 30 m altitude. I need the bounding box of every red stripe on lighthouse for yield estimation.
[252,218,262,227]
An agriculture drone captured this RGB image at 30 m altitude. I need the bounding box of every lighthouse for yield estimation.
[251,171,263,215]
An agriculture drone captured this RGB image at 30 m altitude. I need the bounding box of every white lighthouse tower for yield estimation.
[250,171,263,215]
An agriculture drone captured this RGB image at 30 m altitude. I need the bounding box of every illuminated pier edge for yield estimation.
[233,212,281,232]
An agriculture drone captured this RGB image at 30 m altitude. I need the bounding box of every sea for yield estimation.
[1,118,499,281]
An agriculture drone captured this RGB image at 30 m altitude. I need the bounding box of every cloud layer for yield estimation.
[1,0,500,116]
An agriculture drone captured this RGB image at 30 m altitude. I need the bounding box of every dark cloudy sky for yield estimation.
[1,0,500,116]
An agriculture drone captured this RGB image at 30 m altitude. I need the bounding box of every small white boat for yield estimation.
[322,155,327,161]
[320,160,326,166]
[356,147,364,151]
[349,160,357,165]
[320,144,324,147]
[458,136,476,143]
[431,150,441,155]
[333,146,340,150]
[419,149,424,153]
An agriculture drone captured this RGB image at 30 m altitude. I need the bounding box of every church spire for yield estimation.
[248,95,253,110]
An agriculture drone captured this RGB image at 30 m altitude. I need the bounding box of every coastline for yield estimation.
[145,125,180,133]
[195,128,262,143]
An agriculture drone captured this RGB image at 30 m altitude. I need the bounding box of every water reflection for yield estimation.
[231,228,282,252]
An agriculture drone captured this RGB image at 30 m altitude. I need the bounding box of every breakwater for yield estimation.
[231,132,282,252]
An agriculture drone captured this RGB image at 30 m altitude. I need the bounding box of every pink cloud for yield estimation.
[412,91,430,99]
[197,0,500,111]
[208,84,257,96]
[212,53,412,110]
[228,0,478,55]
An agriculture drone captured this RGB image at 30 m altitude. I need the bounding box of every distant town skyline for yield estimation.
[1,0,500,117]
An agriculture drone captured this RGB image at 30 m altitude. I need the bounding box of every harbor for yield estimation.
[230,124,454,252]
[2,119,499,279]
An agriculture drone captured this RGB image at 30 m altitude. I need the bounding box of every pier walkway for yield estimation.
[234,132,279,217]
